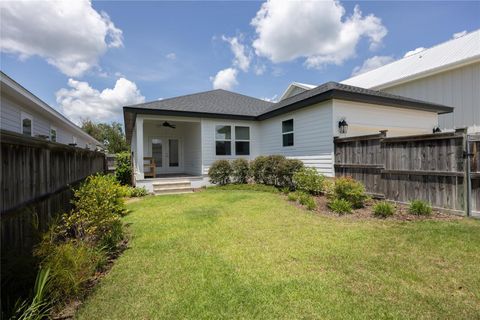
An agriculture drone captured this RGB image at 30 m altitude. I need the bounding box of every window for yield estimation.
[21,112,33,136]
[215,125,231,155]
[50,127,57,142]
[282,119,294,147]
[235,126,250,155]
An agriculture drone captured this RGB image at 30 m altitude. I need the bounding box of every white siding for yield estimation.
[1,92,98,148]
[332,100,438,137]
[382,62,480,131]
[258,101,334,176]
[201,119,259,174]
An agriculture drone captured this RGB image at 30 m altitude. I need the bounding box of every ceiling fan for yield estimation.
[162,121,176,129]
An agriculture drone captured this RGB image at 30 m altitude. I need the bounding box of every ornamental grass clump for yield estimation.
[328,198,353,214]
[373,201,395,218]
[409,200,432,216]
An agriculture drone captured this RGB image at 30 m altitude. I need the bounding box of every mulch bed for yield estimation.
[290,194,462,222]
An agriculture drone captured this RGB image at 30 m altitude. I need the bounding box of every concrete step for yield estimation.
[153,181,191,189]
[153,186,193,195]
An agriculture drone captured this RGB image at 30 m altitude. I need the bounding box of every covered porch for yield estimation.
[131,115,203,181]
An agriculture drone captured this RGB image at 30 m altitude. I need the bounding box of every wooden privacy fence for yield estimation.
[1,129,106,251]
[334,129,480,217]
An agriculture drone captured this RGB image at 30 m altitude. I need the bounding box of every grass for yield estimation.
[77,188,480,319]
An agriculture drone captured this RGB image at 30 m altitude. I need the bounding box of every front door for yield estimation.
[151,137,183,175]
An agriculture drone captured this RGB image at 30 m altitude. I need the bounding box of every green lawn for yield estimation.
[78,189,480,319]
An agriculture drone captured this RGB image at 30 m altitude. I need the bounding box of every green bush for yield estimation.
[409,200,432,216]
[373,201,395,218]
[208,160,233,185]
[298,193,317,210]
[250,155,303,188]
[36,240,105,303]
[328,198,353,214]
[130,186,148,197]
[287,192,299,202]
[293,167,325,195]
[54,174,126,247]
[250,156,267,184]
[231,159,250,184]
[115,151,132,186]
[333,177,368,208]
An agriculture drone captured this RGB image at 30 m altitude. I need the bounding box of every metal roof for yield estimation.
[342,29,480,89]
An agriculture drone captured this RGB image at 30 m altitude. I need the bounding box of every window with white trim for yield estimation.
[235,126,250,155]
[50,127,57,142]
[21,112,33,136]
[215,125,231,155]
[282,119,294,147]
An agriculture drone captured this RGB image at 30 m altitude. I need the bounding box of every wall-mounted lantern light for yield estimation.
[338,119,348,134]
[432,126,442,133]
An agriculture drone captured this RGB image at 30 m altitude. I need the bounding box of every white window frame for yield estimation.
[50,126,57,142]
[282,118,294,147]
[234,126,250,156]
[21,112,33,136]
[215,125,232,156]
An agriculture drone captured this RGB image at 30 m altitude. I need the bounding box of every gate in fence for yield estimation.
[334,128,480,217]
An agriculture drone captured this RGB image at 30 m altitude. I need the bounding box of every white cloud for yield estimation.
[222,35,251,72]
[254,64,267,75]
[251,0,387,68]
[262,94,278,102]
[0,0,123,77]
[453,30,467,39]
[56,78,145,124]
[166,52,176,60]
[352,55,394,76]
[404,47,426,58]
[210,68,238,90]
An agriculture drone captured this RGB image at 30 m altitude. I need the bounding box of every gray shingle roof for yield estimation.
[124,82,453,143]
[126,89,273,117]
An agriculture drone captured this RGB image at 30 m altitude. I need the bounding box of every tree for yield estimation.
[81,120,128,154]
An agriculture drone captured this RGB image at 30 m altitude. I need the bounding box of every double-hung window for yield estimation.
[50,127,57,142]
[235,126,250,155]
[21,112,33,136]
[215,125,231,155]
[282,119,294,147]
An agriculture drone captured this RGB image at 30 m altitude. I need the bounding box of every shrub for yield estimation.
[250,155,303,188]
[328,198,353,214]
[36,240,106,303]
[208,160,232,185]
[293,168,325,195]
[298,192,317,210]
[130,186,148,197]
[53,174,126,247]
[250,156,267,184]
[333,177,368,208]
[115,151,132,186]
[373,201,395,218]
[409,200,432,216]
[231,159,250,184]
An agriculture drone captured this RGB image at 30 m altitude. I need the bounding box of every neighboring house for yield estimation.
[0,71,101,149]
[342,29,480,132]
[124,82,452,191]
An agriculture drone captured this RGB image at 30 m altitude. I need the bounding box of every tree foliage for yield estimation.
[81,120,128,154]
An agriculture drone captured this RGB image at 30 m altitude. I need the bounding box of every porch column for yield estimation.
[135,116,144,180]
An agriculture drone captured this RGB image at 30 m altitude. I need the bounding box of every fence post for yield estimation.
[457,128,471,217]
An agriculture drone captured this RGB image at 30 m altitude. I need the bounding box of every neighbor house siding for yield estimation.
[258,101,335,176]
[380,62,480,131]
[1,92,98,148]
[332,99,439,137]
[201,119,260,175]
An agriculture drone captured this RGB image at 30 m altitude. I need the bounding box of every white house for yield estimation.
[342,29,480,132]
[124,82,452,193]
[0,71,101,149]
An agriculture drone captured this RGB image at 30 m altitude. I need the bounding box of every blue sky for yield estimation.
[1,0,479,125]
